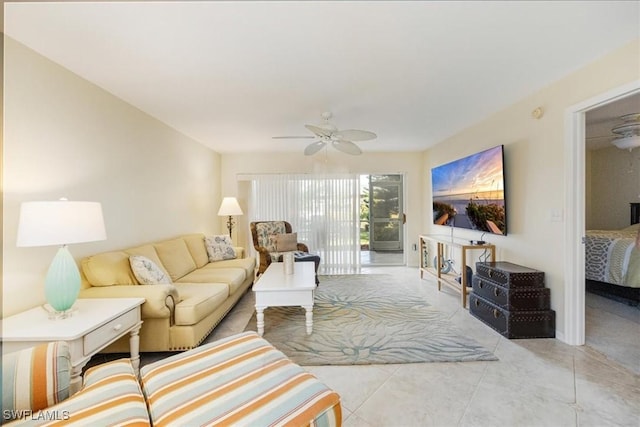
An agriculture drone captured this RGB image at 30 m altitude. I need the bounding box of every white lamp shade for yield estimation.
[17,200,107,247]
[217,197,243,216]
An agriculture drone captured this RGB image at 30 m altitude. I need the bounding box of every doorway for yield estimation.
[565,80,640,346]
[359,174,405,266]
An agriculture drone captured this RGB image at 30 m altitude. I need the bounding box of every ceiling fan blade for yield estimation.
[272,136,316,139]
[305,124,334,138]
[334,129,377,141]
[332,140,362,155]
[304,141,326,156]
[586,135,615,140]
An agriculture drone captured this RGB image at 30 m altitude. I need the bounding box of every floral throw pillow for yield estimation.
[205,235,237,262]
[129,255,172,285]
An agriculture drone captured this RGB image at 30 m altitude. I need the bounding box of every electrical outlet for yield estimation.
[412,243,417,251]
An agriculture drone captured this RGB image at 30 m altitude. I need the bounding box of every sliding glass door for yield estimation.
[249,174,360,274]
[369,174,404,251]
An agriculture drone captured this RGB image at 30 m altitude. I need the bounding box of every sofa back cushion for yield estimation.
[2,341,71,420]
[181,234,209,268]
[82,251,139,286]
[153,239,197,281]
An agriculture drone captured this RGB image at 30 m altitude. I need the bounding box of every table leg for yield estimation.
[69,365,84,395]
[304,305,313,335]
[129,322,142,377]
[256,306,265,336]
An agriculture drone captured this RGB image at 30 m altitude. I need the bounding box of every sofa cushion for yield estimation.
[125,244,170,278]
[205,235,237,261]
[129,255,172,285]
[181,234,209,268]
[173,283,229,326]
[206,256,256,279]
[82,251,139,286]
[2,342,71,420]
[140,332,342,427]
[178,266,246,294]
[154,238,197,281]
[18,359,151,426]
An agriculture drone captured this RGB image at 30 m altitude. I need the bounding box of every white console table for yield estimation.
[2,298,144,394]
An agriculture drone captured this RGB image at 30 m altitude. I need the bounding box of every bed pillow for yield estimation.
[276,233,298,252]
[623,223,640,232]
[205,235,237,261]
[129,255,172,285]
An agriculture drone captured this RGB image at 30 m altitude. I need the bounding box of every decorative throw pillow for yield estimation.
[205,235,237,262]
[276,232,298,252]
[129,255,172,285]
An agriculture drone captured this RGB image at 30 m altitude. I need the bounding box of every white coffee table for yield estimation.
[253,261,316,336]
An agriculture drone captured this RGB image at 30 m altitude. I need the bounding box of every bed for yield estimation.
[585,223,640,288]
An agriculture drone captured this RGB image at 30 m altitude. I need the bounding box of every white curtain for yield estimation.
[249,174,360,274]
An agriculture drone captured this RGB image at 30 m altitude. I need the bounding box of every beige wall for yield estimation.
[2,38,221,316]
[586,146,640,230]
[220,151,424,266]
[423,39,640,339]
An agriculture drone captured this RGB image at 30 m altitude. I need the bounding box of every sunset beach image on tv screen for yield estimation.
[431,145,506,235]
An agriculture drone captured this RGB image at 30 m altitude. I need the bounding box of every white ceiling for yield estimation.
[5,1,640,154]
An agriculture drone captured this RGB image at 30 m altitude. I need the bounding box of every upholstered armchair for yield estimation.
[250,221,320,283]
[250,221,307,274]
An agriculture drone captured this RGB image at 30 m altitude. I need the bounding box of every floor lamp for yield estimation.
[218,197,243,239]
[17,199,107,318]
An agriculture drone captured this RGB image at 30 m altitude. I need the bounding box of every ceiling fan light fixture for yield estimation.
[612,134,640,150]
[609,112,640,151]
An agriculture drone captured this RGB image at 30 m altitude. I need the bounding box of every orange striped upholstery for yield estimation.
[4,359,150,426]
[2,342,71,423]
[141,332,342,426]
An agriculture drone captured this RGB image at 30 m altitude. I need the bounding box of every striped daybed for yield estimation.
[2,333,342,426]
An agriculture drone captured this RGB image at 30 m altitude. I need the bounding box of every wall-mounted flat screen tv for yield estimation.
[431,145,507,235]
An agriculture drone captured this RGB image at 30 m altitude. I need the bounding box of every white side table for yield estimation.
[2,298,144,394]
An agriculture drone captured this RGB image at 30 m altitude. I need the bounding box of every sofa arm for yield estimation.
[233,246,245,258]
[79,284,179,320]
[2,342,71,424]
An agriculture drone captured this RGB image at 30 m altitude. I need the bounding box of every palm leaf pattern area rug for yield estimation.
[245,274,498,365]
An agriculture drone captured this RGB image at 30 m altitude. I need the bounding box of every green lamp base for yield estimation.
[45,245,81,314]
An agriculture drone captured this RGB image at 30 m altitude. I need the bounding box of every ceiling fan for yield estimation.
[587,112,640,150]
[273,112,377,155]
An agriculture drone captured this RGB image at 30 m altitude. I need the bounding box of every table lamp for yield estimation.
[17,199,107,317]
[217,197,243,238]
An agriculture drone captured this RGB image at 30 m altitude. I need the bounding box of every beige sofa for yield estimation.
[78,233,256,352]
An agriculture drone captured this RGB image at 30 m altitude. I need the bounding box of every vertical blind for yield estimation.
[249,174,360,273]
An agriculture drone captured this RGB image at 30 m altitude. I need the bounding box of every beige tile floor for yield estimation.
[201,266,640,427]
[118,266,640,427]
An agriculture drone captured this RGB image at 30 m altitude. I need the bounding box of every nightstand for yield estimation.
[2,298,144,394]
